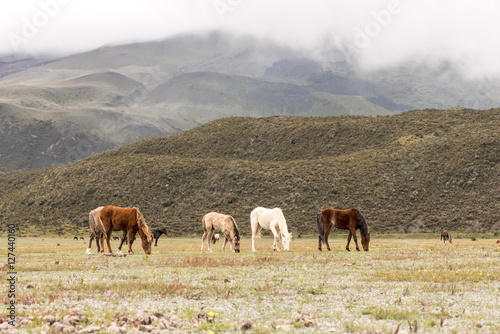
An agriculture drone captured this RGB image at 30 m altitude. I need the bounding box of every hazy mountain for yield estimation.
[1,32,500,170]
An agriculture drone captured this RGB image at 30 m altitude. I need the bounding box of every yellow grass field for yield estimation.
[1,236,499,333]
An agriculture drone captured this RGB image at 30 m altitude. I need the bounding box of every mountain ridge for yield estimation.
[1,109,498,237]
[1,32,500,170]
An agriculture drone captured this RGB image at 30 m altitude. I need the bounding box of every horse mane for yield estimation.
[230,216,240,240]
[275,208,289,235]
[134,208,152,242]
[354,209,369,238]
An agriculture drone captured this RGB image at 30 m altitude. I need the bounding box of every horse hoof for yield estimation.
[346,249,350,252]
[86,248,91,255]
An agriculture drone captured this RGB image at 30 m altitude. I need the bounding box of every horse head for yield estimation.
[142,231,154,254]
[281,232,292,251]
[232,234,241,253]
[361,231,370,251]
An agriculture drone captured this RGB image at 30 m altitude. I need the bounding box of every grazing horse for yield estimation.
[201,212,240,253]
[99,206,153,255]
[152,228,169,246]
[251,207,292,252]
[317,208,370,251]
[80,237,84,240]
[441,230,452,244]
[73,236,78,240]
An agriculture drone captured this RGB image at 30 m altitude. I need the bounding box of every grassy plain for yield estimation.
[1,236,499,333]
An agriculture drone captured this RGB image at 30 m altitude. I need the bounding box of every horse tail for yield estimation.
[89,208,104,237]
[316,213,325,243]
[202,214,207,232]
[353,209,369,238]
[448,232,452,244]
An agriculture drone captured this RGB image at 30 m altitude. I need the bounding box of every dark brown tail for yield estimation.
[316,213,325,244]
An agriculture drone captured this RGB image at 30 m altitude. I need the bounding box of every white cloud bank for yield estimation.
[1,0,499,78]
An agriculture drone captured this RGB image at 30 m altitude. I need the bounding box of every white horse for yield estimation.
[251,207,292,251]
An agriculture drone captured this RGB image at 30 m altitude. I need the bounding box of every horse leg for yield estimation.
[222,234,229,252]
[324,224,332,251]
[207,229,215,253]
[251,224,257,252]
[86,234,94,254]
[105,230,113,253]
[201,230,208,252]
[270,225,280,251]
[127,230,136,254]
[117,231,127,254]
[99,234,105,254]
[349,228,360,251]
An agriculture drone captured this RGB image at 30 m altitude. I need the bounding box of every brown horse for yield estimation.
[317,208,370,251]
[441,230,452,244]
[99,206,153,255]
[201,212,240,253]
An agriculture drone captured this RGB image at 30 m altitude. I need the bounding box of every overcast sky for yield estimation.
[1,0,499,78]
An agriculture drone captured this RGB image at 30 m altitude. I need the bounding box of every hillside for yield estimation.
[0,109,499,237]
[2,32,500,170]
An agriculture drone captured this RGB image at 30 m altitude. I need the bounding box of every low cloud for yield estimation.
[1,0,499,78]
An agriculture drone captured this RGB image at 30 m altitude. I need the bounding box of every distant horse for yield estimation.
[441,230,452,244]
[201,212,240,253]
[212,233,220,244]
[112,236,120,240]
[317,208,370,251]
[99,206,153,255]
[73,236,78,240]
[80,237,84,240]
[251,207,292,252]
[152,228,169,247]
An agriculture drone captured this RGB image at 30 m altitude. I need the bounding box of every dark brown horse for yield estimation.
[153,228,169,246]
[99,206,153,255]
[441,230,452,244]
[317,208,370,251]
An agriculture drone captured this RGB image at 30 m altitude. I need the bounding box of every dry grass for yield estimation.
[1,236,499,333]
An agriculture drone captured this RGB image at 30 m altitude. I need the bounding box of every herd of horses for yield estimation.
[83,205,453,255]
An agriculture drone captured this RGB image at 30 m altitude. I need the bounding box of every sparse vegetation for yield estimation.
[1,237,498,333]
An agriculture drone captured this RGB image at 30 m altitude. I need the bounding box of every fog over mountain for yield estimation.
[1,1,500,170]
[2,0,500,78]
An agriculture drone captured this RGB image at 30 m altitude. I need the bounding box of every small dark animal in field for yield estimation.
[317,208,370,251]
[112,236,120,240]
[201,212,240,253]
[73,236,78,240]
[152,228,169,246]
[80,236,84,240]
[496,240,500,244]
[211,233,220,244]
[441,230,452,244]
